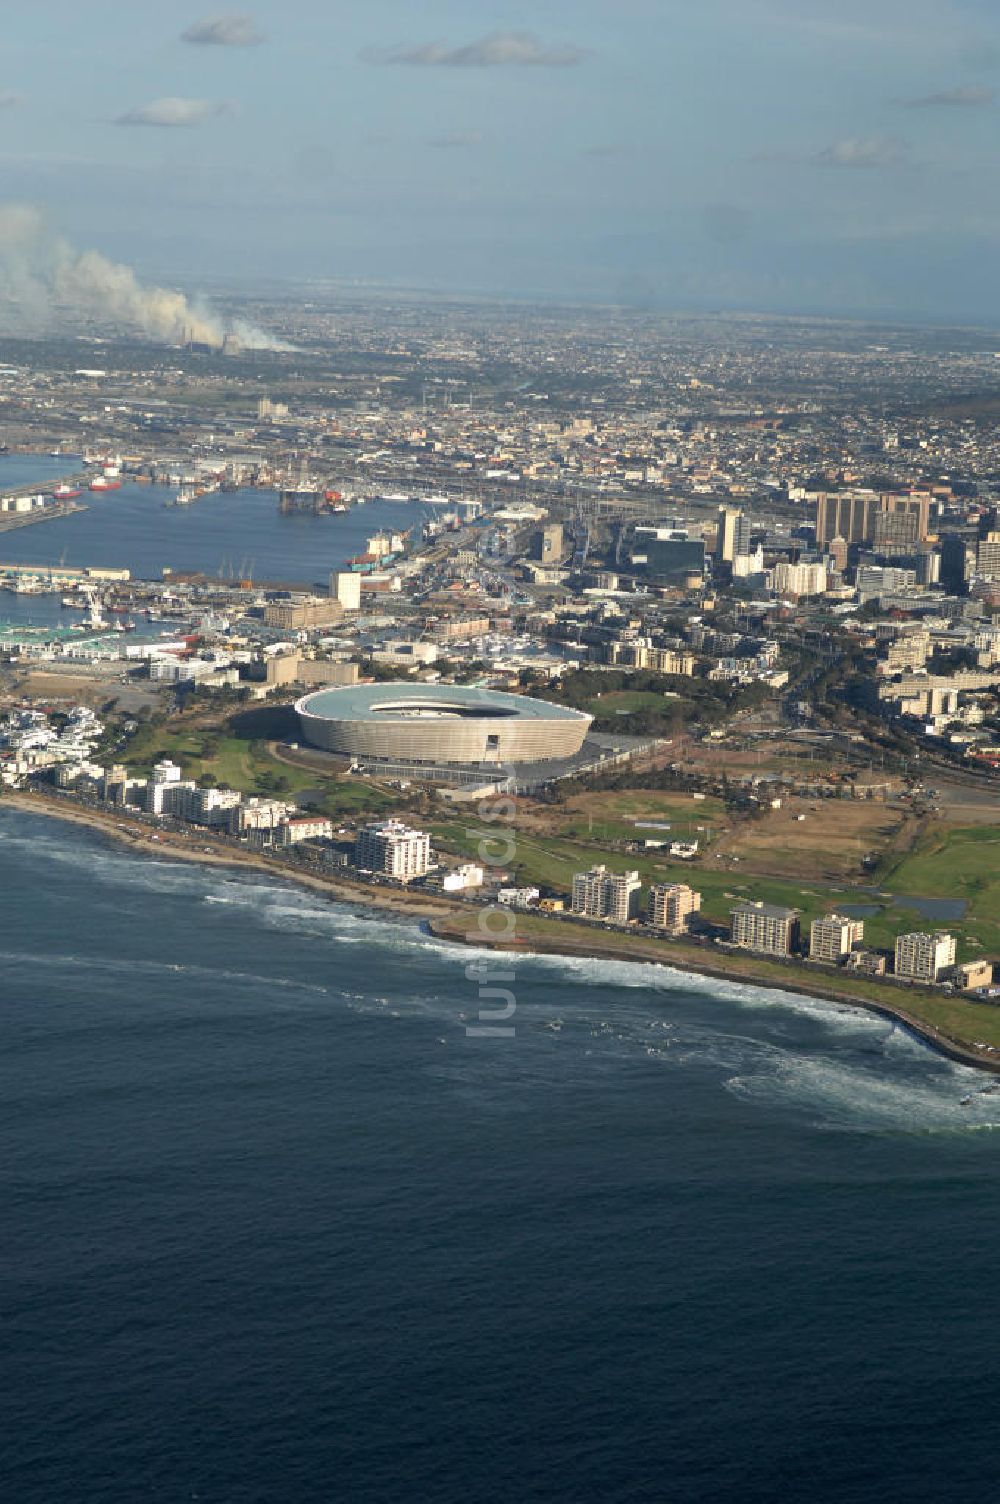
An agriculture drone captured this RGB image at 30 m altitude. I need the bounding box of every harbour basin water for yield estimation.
[0,456,433,583]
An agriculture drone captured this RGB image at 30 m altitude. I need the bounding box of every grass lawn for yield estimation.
[585,690,669,716]
[315,780,397,822]
[119,718,396,821]
[435,810,1000,975]
[122,725,312,793]
[433,821,856,926]
[558,789,728,846]
[877,824,1000,961]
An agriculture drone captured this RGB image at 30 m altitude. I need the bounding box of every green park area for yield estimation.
[557,789,728,845]
[582,689,670,717]
[433,809,1000,985]
[875,825,1000,961]
[118,708,395,823]
[111,697,1000,1051]
[433,818,859,926]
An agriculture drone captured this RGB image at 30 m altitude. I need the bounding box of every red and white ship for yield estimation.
[52,484,82,500]
[89,476,122,492]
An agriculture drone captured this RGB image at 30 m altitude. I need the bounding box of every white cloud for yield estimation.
[182,15,263,47]
[814,136,905,169]
[365,31,585,68]
[116,98,228,128]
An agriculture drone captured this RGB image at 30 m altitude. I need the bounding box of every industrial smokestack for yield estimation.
[0,204,288,351]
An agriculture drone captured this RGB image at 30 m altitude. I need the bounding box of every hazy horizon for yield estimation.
[4,1,1000,323]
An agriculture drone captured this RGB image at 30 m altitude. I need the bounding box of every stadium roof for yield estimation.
[296,682,588,723]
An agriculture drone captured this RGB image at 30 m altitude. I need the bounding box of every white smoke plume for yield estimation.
[0,204,288,351]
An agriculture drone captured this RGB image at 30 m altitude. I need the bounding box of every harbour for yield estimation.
[0,454,424,584]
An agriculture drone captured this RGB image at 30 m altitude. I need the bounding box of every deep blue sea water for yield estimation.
[0,455,423,584]
[4,805,1000,1501]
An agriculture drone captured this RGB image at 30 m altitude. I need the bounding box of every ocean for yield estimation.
[3,804,1000,1502]
[0,454,425,584]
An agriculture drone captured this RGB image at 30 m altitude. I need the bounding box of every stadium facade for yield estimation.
[294,682,593,766]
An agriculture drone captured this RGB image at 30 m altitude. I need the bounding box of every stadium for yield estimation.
[294,682,593,767]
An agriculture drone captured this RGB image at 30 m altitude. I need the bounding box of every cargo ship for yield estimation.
[52,484,82,500]
[89,476,122,492]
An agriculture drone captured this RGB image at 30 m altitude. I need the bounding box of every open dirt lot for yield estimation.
[710,795,916,880]
[4,670,161,711]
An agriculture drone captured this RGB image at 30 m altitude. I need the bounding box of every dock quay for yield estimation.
[0,467,93,532]
[0,467,91,501]
[0,561,131,585]
[0,499,88,533]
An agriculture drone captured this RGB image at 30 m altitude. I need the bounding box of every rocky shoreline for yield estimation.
[7,789,999,1077]
[426,914,1000,1077]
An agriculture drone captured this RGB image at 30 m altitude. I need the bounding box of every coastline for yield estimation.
[6,790,1000,1077]
[427,914,1000,1077]
[1,792,462,923]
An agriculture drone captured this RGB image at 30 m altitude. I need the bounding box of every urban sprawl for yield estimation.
[3,300,1000,1057]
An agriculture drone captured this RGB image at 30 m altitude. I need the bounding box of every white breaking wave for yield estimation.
[722,1048,1000,1134]
[5,807,995,1134]
[0,946,330,995]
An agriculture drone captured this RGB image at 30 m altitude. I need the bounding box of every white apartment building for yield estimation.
[54,761,104,789]
[355,820,432,882]
[730,901,799,956]
[370,641,439,667]
[145,759,196,816]
[229,798,295,841]
[648,647,695,676]
[877,631,931,676]
[280,816,335,845]
[732,547,765,579]
[175,785,243,827]
[571,865,642,924]
[772,561,828,597]
[809,913,865,964]
[609,640,695,675]
[648,883,701,935]
[856,565,917,601]
[148,656,223,684]
[894,931,956,983]
[496,886,540,909]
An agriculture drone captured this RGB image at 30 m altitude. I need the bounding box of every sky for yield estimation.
[3,0,1000,319]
